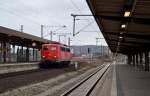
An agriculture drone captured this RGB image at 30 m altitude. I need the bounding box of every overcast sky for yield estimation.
[0,0,107,46]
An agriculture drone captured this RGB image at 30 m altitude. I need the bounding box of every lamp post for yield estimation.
[49,25,66,41]
[32,42,36,61]
[41,25,44,38]
[71,14,93,36]
[68,37,72,47]
[20,25,23,32]
[58,35,67,44]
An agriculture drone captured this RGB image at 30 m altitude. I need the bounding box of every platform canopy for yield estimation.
[0,26,52,49]
[87,0,150,54]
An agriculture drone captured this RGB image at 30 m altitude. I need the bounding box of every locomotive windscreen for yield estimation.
[43,47,48,51]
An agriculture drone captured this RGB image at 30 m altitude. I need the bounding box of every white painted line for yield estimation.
[111,62,117,96]
[0,62,38,67]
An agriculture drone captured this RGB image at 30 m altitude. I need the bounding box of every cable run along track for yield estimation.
[61,63,110,96]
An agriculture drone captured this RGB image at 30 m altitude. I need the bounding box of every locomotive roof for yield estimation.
[43,43,69,48]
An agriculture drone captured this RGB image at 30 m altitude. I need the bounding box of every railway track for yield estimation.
[61,63,110,96]
[0,68,72,93]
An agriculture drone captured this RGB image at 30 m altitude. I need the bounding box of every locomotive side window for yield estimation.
[60,47,66,51]
[66,48,70,52]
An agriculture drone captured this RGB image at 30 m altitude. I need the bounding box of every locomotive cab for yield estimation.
[40,43,72,68]
[42,44,58,60]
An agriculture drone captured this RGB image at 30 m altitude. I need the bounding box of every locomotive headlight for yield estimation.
[42,56,45,58]
[54,56,57,58]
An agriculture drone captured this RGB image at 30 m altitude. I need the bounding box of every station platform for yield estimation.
[0,62,39,74]
[114,63,150,96]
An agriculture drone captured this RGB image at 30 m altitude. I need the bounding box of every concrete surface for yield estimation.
[0,62,39,74]
[116,63,150,96]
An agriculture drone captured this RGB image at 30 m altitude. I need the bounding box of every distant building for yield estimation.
[71,45,109,57]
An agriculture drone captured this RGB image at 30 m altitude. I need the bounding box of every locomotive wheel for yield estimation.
[39,60,52,68]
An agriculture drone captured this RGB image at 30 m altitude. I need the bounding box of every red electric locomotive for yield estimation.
[39,42,72,68]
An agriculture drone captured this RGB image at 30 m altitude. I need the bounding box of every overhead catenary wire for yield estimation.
[0,1,67,39]
[69,0,102,38]
[0,0,102,45]
[0,6,40,26]
[0,1,61,26]
[77,17,102,37]
[0,7,43,34]
[0,1,64,33]
[76,21,95,34]
[69,0,83,13]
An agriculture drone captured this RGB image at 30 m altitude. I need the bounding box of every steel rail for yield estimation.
[61,63,110,96]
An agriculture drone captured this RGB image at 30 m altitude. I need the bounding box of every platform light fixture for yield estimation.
[32,42,36,47]
[119,36,123,39]
[124,11,130,17]
[121,24,126,28]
